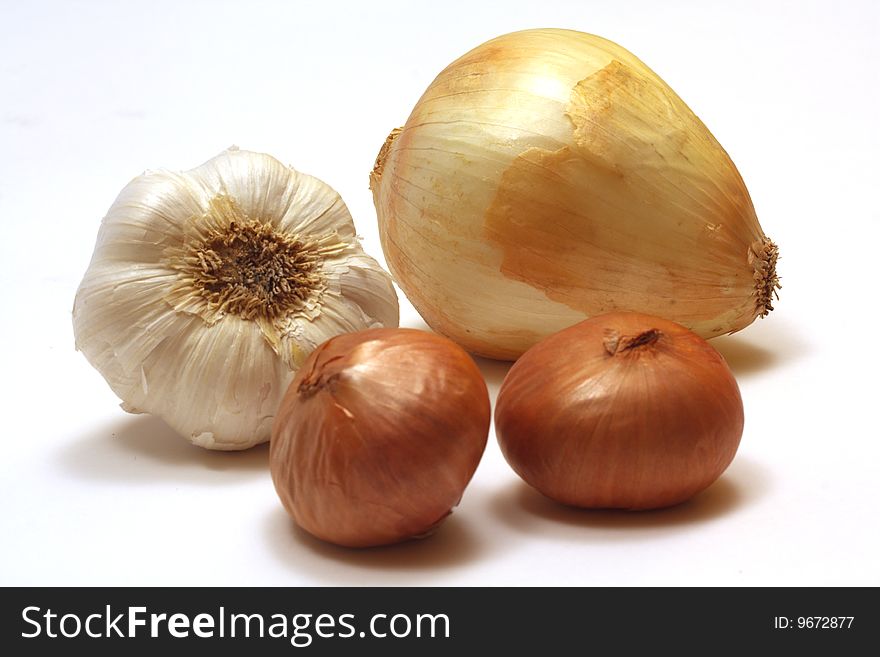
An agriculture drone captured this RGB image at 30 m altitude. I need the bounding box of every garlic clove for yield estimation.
[73,265,189,375]
[87,172,201,263]
[333,252,401,328]
[187,149,302,231]
[273,250,400,368]
[279,173,358,241]
[143,316,284,450]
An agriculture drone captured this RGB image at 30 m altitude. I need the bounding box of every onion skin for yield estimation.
[270,328,490,547]
[495,312,744,509]
[371,29,779,360]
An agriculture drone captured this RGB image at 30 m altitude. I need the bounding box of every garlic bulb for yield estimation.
[74,148,399,450]
[370,29,779,360]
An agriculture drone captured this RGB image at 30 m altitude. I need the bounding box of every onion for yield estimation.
[494,312,744,509]
[370,29,779,359]
[270,328,490,547]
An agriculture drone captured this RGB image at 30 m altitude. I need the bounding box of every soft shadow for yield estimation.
[712,319,810,377]
[712,335,779,376]
[399,317,433,332]
[264,507,488,584]
[472,355,513,393]
[490,457,770,540]
[57,414,269,484]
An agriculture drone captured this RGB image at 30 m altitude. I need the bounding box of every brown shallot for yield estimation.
[271,328,490,547]
[495,312,744,509]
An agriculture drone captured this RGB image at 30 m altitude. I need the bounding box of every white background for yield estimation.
[2,0,878,586]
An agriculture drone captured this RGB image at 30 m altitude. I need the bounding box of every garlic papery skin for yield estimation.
[370,29,779,360]
[74,148,399,450]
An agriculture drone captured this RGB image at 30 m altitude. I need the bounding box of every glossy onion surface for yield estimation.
[271,328,490,547]
[495,312,744,509]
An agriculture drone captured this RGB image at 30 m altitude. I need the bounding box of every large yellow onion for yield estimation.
[370,29,779,359]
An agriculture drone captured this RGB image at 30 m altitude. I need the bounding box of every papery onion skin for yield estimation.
[494,312,744,509]
[270,328,490,547]
[371,29,779,360]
